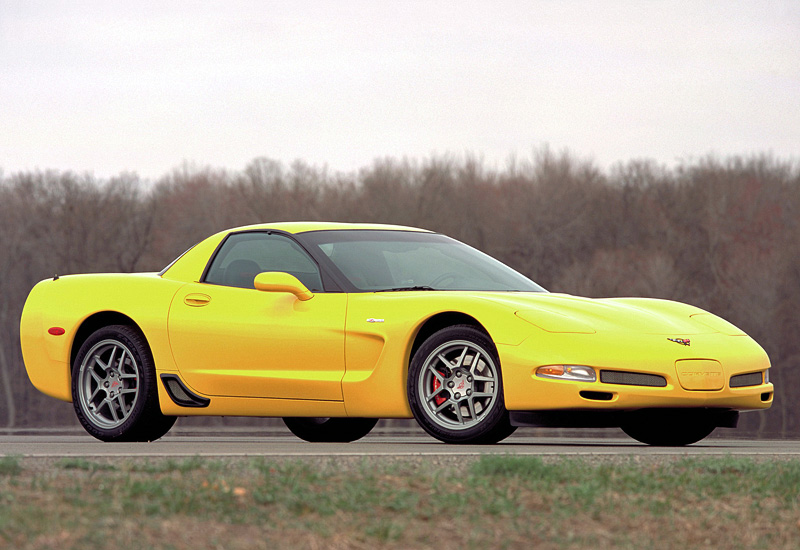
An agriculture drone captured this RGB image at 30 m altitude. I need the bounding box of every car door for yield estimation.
[167,231,346,401]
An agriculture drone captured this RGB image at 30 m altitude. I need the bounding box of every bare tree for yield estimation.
[1,153,798,434]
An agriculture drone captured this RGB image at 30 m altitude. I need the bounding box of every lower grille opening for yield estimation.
[580,390,614,401]
[600,370,667,387]
[730,372,763,388]
[761,392,773,402]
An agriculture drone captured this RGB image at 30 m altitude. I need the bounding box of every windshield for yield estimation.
[301,230,546,292]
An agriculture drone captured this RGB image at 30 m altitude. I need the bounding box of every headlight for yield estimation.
[536,365,597,382]
[516,310,595,334]
[689,313,746,336]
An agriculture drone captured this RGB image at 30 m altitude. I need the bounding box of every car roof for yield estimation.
[161,222,433,282]
[226,221,432,234]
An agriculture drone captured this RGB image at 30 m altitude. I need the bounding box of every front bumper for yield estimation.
[498,331,773,413]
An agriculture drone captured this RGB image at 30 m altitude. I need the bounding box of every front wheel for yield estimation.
[621,410,716,446]
[408,325,516,444]
[72,325,176,442]
[283,417,378,442]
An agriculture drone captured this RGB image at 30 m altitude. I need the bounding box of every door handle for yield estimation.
[184,293,211,307]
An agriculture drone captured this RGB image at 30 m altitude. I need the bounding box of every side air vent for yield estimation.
[600,370,667,388]
[160,374,211,408]
[730,372,763,388]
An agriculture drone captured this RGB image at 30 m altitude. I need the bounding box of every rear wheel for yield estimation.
[282,417,378,442]
[621,410,716,446]
[72,325,176,442]
[408,325,516,444]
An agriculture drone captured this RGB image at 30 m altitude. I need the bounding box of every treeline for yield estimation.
[1,151,798,436]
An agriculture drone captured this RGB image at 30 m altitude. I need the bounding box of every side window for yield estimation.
[204,233,323,291]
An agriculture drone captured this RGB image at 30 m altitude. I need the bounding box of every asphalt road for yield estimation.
[2,430,799,458]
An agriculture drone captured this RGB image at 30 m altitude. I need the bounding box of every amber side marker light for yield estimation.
[48,327,65,336]
[536,365,596,382]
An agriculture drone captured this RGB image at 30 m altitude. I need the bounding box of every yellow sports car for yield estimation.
[20,222,773,445]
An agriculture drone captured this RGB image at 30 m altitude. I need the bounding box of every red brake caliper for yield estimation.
[432,372,446,406]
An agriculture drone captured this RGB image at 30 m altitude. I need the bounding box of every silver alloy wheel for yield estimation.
[417,339,499,430]
[76,339,141,429]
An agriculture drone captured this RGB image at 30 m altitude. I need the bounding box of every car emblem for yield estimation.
[366,318,385,323]
[667,337,691,346]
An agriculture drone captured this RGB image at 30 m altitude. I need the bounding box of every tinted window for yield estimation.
[302,230,545,292]
[205,232,323,291]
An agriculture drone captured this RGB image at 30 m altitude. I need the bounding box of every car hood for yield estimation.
[477,292,729,335]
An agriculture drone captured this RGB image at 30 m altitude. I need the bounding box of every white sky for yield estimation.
[1,1,798,180]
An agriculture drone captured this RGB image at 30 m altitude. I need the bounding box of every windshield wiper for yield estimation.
[376,285,436,292]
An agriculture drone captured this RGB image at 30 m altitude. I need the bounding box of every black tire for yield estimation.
[408,324,516,444]
[621,410,716,446]
[283,417,378,442]
[71,325,176,442]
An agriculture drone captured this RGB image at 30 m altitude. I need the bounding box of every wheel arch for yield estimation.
[408,311,491,368]
[70,311,144,369]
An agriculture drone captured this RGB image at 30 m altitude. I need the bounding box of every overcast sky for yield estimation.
[1,1,798,180]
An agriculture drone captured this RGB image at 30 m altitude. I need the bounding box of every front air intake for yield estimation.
[579,390,614,401]
[600,370,667,387]
[730,372,763,388]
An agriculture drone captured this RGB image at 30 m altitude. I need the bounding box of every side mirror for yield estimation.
[253,272,314,301]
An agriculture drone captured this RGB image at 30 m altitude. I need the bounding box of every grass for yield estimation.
[1,455,799,549]
[0,456,21,477]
